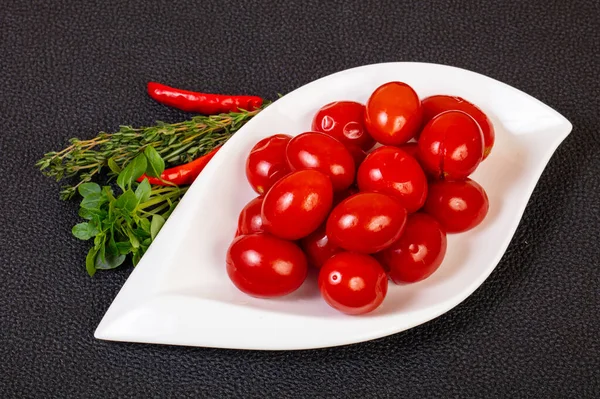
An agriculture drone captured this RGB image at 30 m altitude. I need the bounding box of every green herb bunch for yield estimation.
[72,146,184,276]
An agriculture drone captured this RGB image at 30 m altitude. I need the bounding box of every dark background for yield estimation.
[1,0,599,397]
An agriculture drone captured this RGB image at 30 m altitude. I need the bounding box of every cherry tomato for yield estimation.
[318,252,388,315]
[333,185,359,206]
[418,111,484,180]
[357,146,428,213]
[326,192,407,254]
[311,101,375,151]
[421,95,495,159]
[262,170,333,240]
[423,179,489,233]
[237,196,265,235]
[300,224,342,268]
[226,233,308,298]
[364,82,423,145]
[286,132,356,192]
[377,213,447,283]
[246,134,292,194]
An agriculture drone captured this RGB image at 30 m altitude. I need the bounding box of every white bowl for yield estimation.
[95,62,572,350]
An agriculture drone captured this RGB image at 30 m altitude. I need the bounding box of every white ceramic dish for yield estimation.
[95,62,572,350]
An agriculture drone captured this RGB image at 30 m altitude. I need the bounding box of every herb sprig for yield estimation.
[72,146,184,276]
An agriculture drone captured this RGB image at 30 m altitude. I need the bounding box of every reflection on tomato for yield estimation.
[237,196,265,235]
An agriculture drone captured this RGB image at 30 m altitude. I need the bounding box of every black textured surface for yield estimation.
[1,0,599,397]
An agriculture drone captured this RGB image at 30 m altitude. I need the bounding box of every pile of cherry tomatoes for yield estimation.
[226,81,493,315]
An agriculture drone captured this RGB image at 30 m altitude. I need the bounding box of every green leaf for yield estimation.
[135,179,151,203]
[86,247,98,277]
[139,217,151,234]
[78,182,101,198]
[127,230,140,249]
[150,214,166,240]
[78,207,107,221]
[115,241,132,255]
[72,222,99,240]
[115,189,139,213]
[117,154,147,191]
[107,157,121,174]
[95,244,126,270]
[143,146,165,178]
[80,192,107,210]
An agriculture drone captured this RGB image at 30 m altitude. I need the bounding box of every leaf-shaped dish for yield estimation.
[95,62,572,350]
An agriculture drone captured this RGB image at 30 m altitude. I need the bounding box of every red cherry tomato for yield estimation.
[423,179,489,233]
[333,185,359,206]
[286,132,356,192]
[318,252,388,315]
[377,213,447,283]
[357,146,428,213]
[226,233,308,298]
[300,224,342,268]
[311,101,375,151]
[364,82,423,145]
[418,111,484,180]
[237,196,265,235]
[326,192,407,254]
[262,170,334,240]
[421,95,495,159]
[246,134,292,194]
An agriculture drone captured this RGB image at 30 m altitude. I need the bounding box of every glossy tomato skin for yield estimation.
[226,233,308,298]
[300,224,342,268]
[346,144,367,166]
[423,179,489,233]
[286,132,356,192]
[421,95,495,159]
[311,101,375,151]
[326,192,407,254]
[246,134,292,194]
[418,110,484,180]
[262,169,334,240]
[377,213,447,283]
[364,82,423,145]
[237,196,265,235]
[357,146,428,213]
[319,252,388,315]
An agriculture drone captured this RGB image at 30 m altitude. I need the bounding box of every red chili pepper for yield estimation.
[147,82,263,114]
[138,146,221,186]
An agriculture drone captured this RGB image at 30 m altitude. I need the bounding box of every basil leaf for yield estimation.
[143,146,165,178]
[72,222,99,240]
[117,154,147,191]
[78,182,101,198]
[80,192,107,210]
[115,241,132,255]
[107,157,121,174]
[134,179,151,203]
[150,214,165,240]
[86,247,98,277]
[95,244,126,270]
[78,207,107,221]
[115,189,139,214]
[139,217,151,234]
